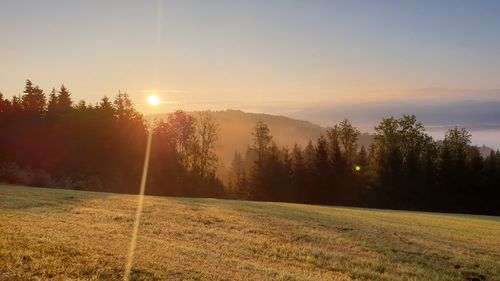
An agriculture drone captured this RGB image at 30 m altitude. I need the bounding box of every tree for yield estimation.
[166,111,197,169]
[304,140,315,170]
[21,79,46,116]
[3,79,500,215]
[98,96,113,112]
[149,118,183,196]
[279,146,294,201]
[397,115,433,208]
[420,140,439,210]
[368,115,434,208]
[114,91,142,123]
[291,144,307,203]
[252,121,272,161]
[249,121,274,200]
[353,146,370,206]
[229,151,248,198]
[0,93,13,114]
[467,146,484,212]
[439,127,474,211]
[325,119,362,205]
[311,136,330,203]
[337,119,360,163]
[442,127,471,159]
[481,151,500,214]
[57,84,72,111]
[11,96,23,113]
[47,88,58,119]
[195,112,219,177]
[357,146,368,167]
[371,117,404,207]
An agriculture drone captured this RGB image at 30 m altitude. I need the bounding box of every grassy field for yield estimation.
[0,185,499,281]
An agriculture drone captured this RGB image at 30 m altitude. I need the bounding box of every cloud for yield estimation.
[139,89,186,94]
[291,99,500,129]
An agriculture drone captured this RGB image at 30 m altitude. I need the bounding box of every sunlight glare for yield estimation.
[148,95,161,106]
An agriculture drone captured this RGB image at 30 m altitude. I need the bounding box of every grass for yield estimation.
[1,185,499,281]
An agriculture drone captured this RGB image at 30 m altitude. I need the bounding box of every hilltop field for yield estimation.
[0,185,499,281]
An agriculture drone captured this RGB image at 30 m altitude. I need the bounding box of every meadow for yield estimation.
[1,185,499,281]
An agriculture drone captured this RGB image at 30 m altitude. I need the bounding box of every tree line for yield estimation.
[1,80,499,215]
[0,80,223,197]
[227,118,500,215]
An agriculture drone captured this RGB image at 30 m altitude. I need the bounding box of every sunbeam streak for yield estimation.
[123,128,153,281]
[123,1,163,278]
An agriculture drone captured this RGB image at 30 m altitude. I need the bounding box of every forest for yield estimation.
[1,80,499,215]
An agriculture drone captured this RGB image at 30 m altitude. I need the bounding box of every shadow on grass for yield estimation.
[0,184,111,213]
[166,197,499,281]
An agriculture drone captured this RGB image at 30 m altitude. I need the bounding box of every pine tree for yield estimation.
[440,127,471,212]
[57,84,72,112]
[291,144,306,203]
[249,121,273,200]
[46,88,58,121]
[0,93,5,112]
[313,136,330,203]
[21,79,46,115]
[229,151,247,198]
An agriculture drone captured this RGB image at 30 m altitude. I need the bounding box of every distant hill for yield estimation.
[206,110,325,166]
[152,110,373,175]
[151,110,496,173]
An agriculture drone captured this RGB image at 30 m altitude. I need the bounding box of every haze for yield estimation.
[2,0,500,115]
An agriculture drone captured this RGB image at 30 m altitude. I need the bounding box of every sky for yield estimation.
[1,0,500,113]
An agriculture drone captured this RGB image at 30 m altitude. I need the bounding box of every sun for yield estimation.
[147,95,160,106]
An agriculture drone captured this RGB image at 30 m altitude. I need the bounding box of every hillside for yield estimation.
[159,110,496,168]
[1,185,499,281]
[152,110,373,173]
[206,110,329,168]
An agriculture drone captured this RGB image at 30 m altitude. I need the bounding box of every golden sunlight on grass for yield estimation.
[1,185,499,281]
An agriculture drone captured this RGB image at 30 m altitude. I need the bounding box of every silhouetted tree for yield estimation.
[249,121,273,200]
[1,80,499,215]
[21,79,46,116]
[195,112,219,178]
[312,136,330,204]
[229,151,248,198]
[439,127,471,211]
[291,144,307,203]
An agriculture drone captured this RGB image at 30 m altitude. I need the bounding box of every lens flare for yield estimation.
[355,165,361,171]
